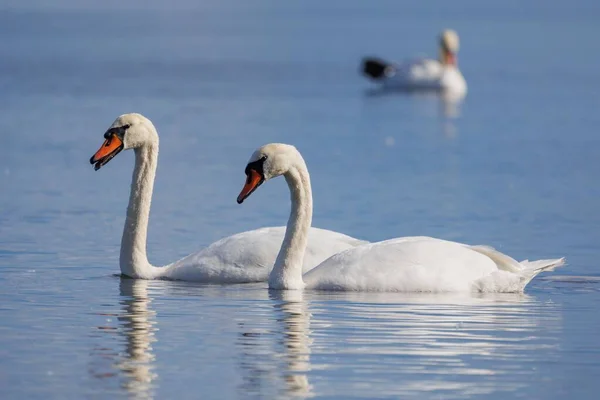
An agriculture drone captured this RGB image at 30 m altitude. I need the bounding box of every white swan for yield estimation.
[237,143,565,292]
[89,113,365,282]
[362,29,467,96]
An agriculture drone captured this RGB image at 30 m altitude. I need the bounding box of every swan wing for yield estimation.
[385,58,445,89]
[383,58,466,94]
[162,227,365,283]
[303,227,367,269]
[304,236,500,292]
[304,236,563,292]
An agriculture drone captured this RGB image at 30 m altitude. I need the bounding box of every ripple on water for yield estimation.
[88,282,564,399]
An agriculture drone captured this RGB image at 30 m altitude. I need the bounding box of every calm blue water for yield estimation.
[1,0,599,398]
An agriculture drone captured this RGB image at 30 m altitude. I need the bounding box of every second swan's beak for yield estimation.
[90,134,124,171]
[237,169,264,204]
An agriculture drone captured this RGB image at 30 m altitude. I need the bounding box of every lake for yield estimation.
[0,0,599,399]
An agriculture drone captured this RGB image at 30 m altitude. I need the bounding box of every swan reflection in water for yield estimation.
[308,292,561,398]
[273,291,312,395]
[236,290,560,399]
[117,279,158,397]
[91,279,158,399]
[236,290,313,398]
[364,87,463,138]
[90,282,561,399]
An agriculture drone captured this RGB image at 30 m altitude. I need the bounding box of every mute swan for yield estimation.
[237,143,565,292]
[362,29,467,96]
[89,113,365,282]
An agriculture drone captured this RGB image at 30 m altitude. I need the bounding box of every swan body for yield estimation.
[362,29,467,96]
[238,143,565,292]
[304,237,563,292]
[89,113,365,282]
[163,226,364,282]
[382,58,466,95]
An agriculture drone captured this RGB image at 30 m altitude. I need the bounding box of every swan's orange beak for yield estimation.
[90,134,124,171]
[441,48,456,66]
[445,51,456,65]
[237,169,264,204]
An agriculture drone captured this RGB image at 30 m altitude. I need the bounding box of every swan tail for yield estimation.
[473,257,566,293]
[519,257,566,281]
[361,57,393,80]
[516,257,566,291]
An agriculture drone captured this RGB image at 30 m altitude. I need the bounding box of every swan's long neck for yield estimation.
[269,160,313,290]
[120,141,161,279]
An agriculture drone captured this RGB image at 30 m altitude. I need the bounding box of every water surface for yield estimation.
[1,0,599,398]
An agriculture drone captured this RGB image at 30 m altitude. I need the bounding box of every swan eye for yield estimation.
[244,155,267,176]
[103,124,130,139]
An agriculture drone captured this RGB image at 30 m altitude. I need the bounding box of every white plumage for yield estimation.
[90,114,365,282]
[163,226,364,282]
[363,29,467,97]
[240,144,565,292]
[304,237,564,292]
[383,58,466,95]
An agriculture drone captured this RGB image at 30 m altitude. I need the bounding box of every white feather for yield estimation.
[374,29,467,96]
[246,145,565,293]
[94,115,365,282]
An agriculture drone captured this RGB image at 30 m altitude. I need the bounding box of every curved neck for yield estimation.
[120,142,161,279]
[269,160,313,289]
[439,47,456,66]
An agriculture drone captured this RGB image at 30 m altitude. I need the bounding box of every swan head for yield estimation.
[439,29,460,66]
[90,113,158,171]
[237,143,300,204]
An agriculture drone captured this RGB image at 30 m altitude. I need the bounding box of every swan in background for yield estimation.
[89,113,365,282]
[237,143,565,292]
[361,29,467,97]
